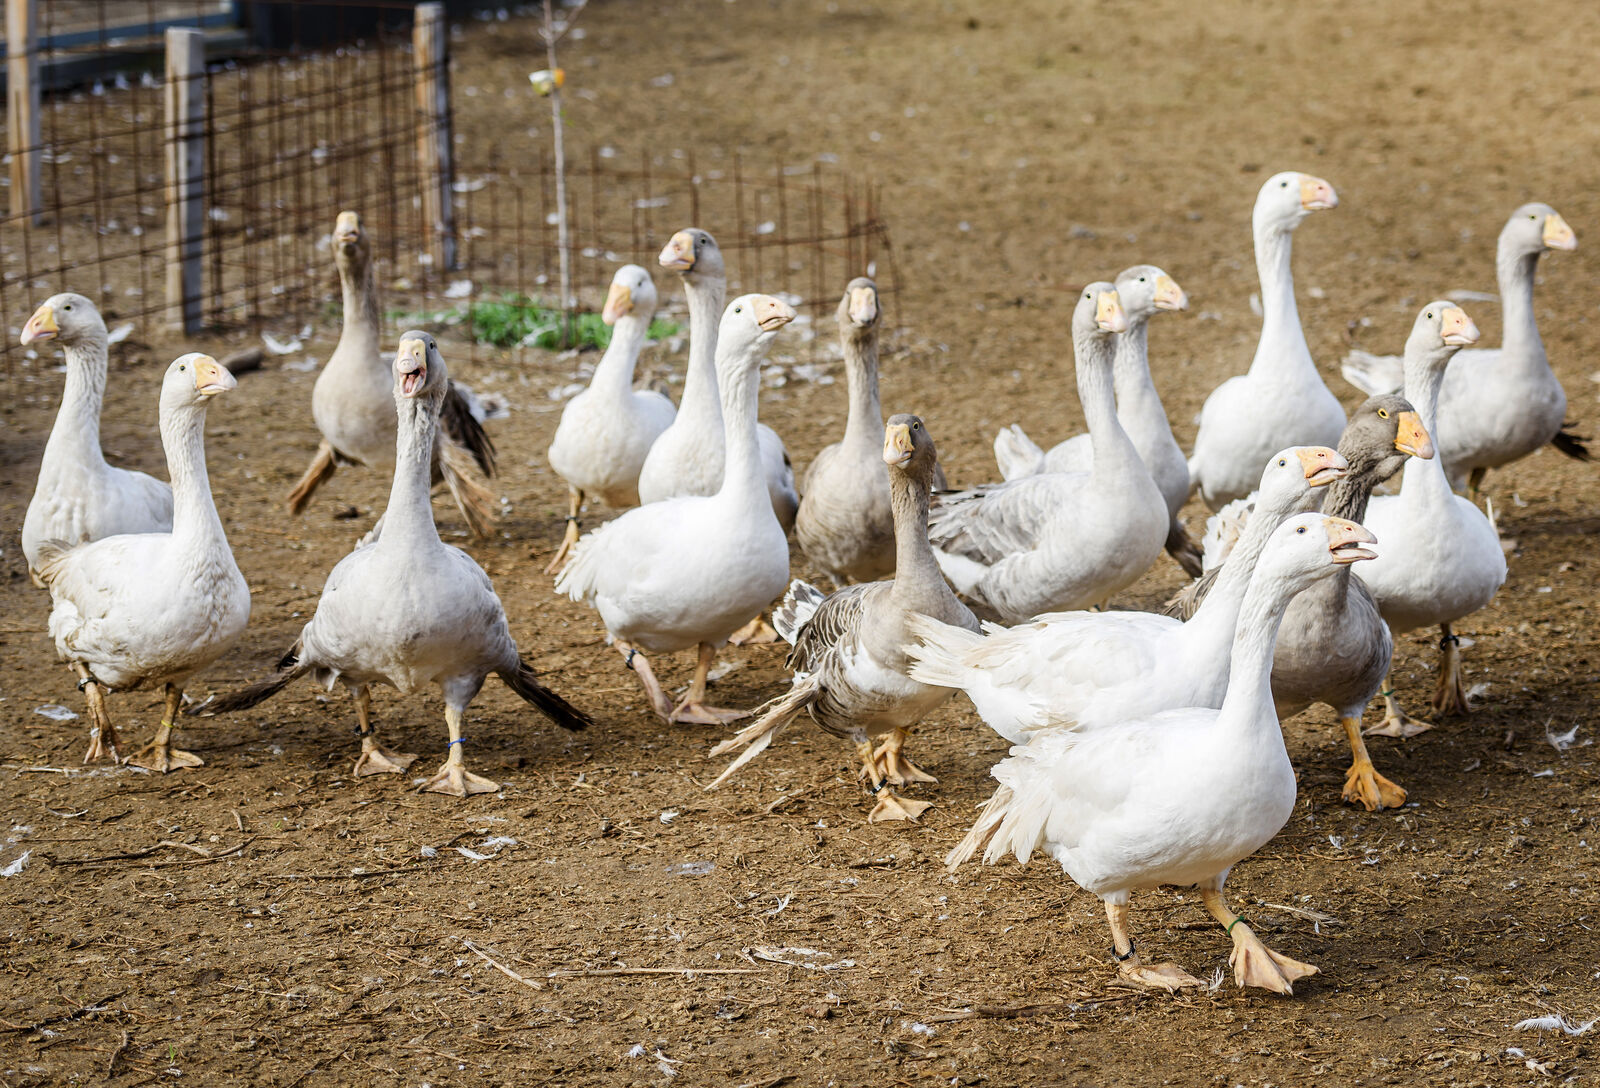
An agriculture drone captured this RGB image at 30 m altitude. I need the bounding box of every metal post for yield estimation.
[6,0,40,223]
[164,27,205,331]
[413,2,456,271]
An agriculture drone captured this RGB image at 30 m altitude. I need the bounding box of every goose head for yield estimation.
[1113,265,1188,321]
[1255,446,1348,515]
[20,292,105,347]
[602,264,659,326]
[161,352,235,414]
[394,330,448,401]
[1261,512,1379,596]
[1254,171,1338,234]
[1073,282,1128,344]
[1503,202,1576,257]
[1340,393,1434,485]
[838,277,880,334]
[332,210,371,271]
[715,293,796,380]
[882,412,938,482]
[659,227,724,282]
[1405,300,1480,372]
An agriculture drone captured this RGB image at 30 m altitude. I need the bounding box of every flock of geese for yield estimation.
[15,171,1584,995]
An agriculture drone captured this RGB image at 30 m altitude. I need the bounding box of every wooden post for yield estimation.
[413,2,456,272]
[6,0,40,223]
[164,28,205,332]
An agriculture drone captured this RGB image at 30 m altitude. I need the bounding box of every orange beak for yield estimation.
[1394,411,1434,460]
[396,338,428,397]
[1542,212,1577,252]
[192,355,236,396]
[1299,174,1338,211]
[602,281,633,326]
[883,422,915,467]
[20,303,58,345]
[659,231,696,272]
[334,210,361,245]
[1324,516,1378,564]
[1152,273,1188,312]
[1439,305,1479,348]
[1095,289,1128,333]
[847,285,878,327]
[1295,446,1348,487]
[752,295,797,331]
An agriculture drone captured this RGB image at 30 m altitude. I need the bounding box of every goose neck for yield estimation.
[591,312,649,397]
[678,273,727,426]
[1111,317,1165,427]
[336,255,383,362]
[1496,247,1544,359]
[47,339,110,467]
[1249,222,1313,380]
[1077,329,1137,470]
[161,400,225,551]
[840,327,884,453]
[887,465,945,610]
[1398,349,1456,505]
[382,393,443,545]
[1217,562,1300,727]
[716,343,767,503]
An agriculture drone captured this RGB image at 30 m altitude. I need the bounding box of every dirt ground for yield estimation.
[4,0,1600,1084]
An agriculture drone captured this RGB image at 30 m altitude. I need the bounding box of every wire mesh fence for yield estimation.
[0,1,896,372]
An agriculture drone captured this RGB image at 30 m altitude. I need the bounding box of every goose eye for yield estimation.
[1377,408,1389,419]
[1425,311,1433,319]
[733,305,742,313]
[1280,180,1288,188]
[1138,277,1146,282]
[1296,526,1307,534]
[911,421,921,430]
[1277,458,1286,466]
[178,364,186,372]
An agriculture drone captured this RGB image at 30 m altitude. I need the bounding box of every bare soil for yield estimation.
[4,0,1600,1084]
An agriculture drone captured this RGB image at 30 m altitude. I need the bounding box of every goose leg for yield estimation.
[1467,465,1487,506]
[1104,899,1201,991]
[73,663,120,764]
[670,643,751,725]
[420,705,500,797]
[872,726,938,785]
[128,684,204,773]
[1165,517,1204,579]
[1364,671,1434,738]
[543,487,584,575]
[285,440,338,515]
[858,738,931,823]
[1199,887,1317,995]
[616,642,674,720]
[728,615,779,645]
[1431,624,1472,715]
[351,685,417,776]
[1339,715,1407,811]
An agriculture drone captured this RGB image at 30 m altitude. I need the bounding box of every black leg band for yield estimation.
[1112,940,1136,962]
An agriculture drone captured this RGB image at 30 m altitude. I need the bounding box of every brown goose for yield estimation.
[285,211,498,535]
[708,414,977,822]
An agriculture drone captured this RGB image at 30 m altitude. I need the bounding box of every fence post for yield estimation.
[413,2,456,272]
[6,0,40,223]
[164,28,205,332]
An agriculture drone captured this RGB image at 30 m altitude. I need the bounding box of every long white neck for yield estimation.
[1078,328,1139,473]
[45,337,110,469]
[1184,491,1303,648]
[162,400,226,554]
[1496,242,1544,362]
[1399,346,1456,506]
[1112,315,1167,436]
[1247,220,1314,381]
[840,324,884,456]
[590,311,649,399]
[381,390,442,548]
[336,255,383,366]
[677,272,727,428]
[716,339,767,503]
[1217,562,1303,728]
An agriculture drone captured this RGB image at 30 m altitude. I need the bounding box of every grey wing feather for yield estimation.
[787,582,879,674]
[1161,565,1220,620]
[926,478,1058,564]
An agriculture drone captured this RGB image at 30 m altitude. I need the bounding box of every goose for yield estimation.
[1165,395,1435,810]
[794,278,942,586]
[1189,172,1346,509]
[556,295,797,724]
[992,265,1201,575]
[908,446,1345,746]
[544,263,676,573]
[1342,203,1581,497]
[927,283,1168,623]
[638,228,799,531]
[35,353,249,769]
[1357,304,1507,736]
[19,293,173,587]
[285,210,498,536]
[707,414,977,821]
[195,333,591,795]
[947,512,1379,994]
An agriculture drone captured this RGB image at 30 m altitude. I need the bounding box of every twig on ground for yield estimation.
[462,938,544,992]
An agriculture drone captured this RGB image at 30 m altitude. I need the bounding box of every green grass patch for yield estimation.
[466,296,679,350]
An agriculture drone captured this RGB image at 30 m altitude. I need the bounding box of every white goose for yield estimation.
[544,263,676,572]
[709,414,978,822]
[948,512,1379,994]
[1189,172,1346,509]
[927,283,1168,623]
[993,265,1200,574]
[556,295,797,724]
[36,354,249,769]
[20,294,173,586]
[638,228,799,531]
[908,447,1345,744]
[1357,303,1507,735]
[197,334,591,795]
[285,210,498,535]
[1342,202,1580,496]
